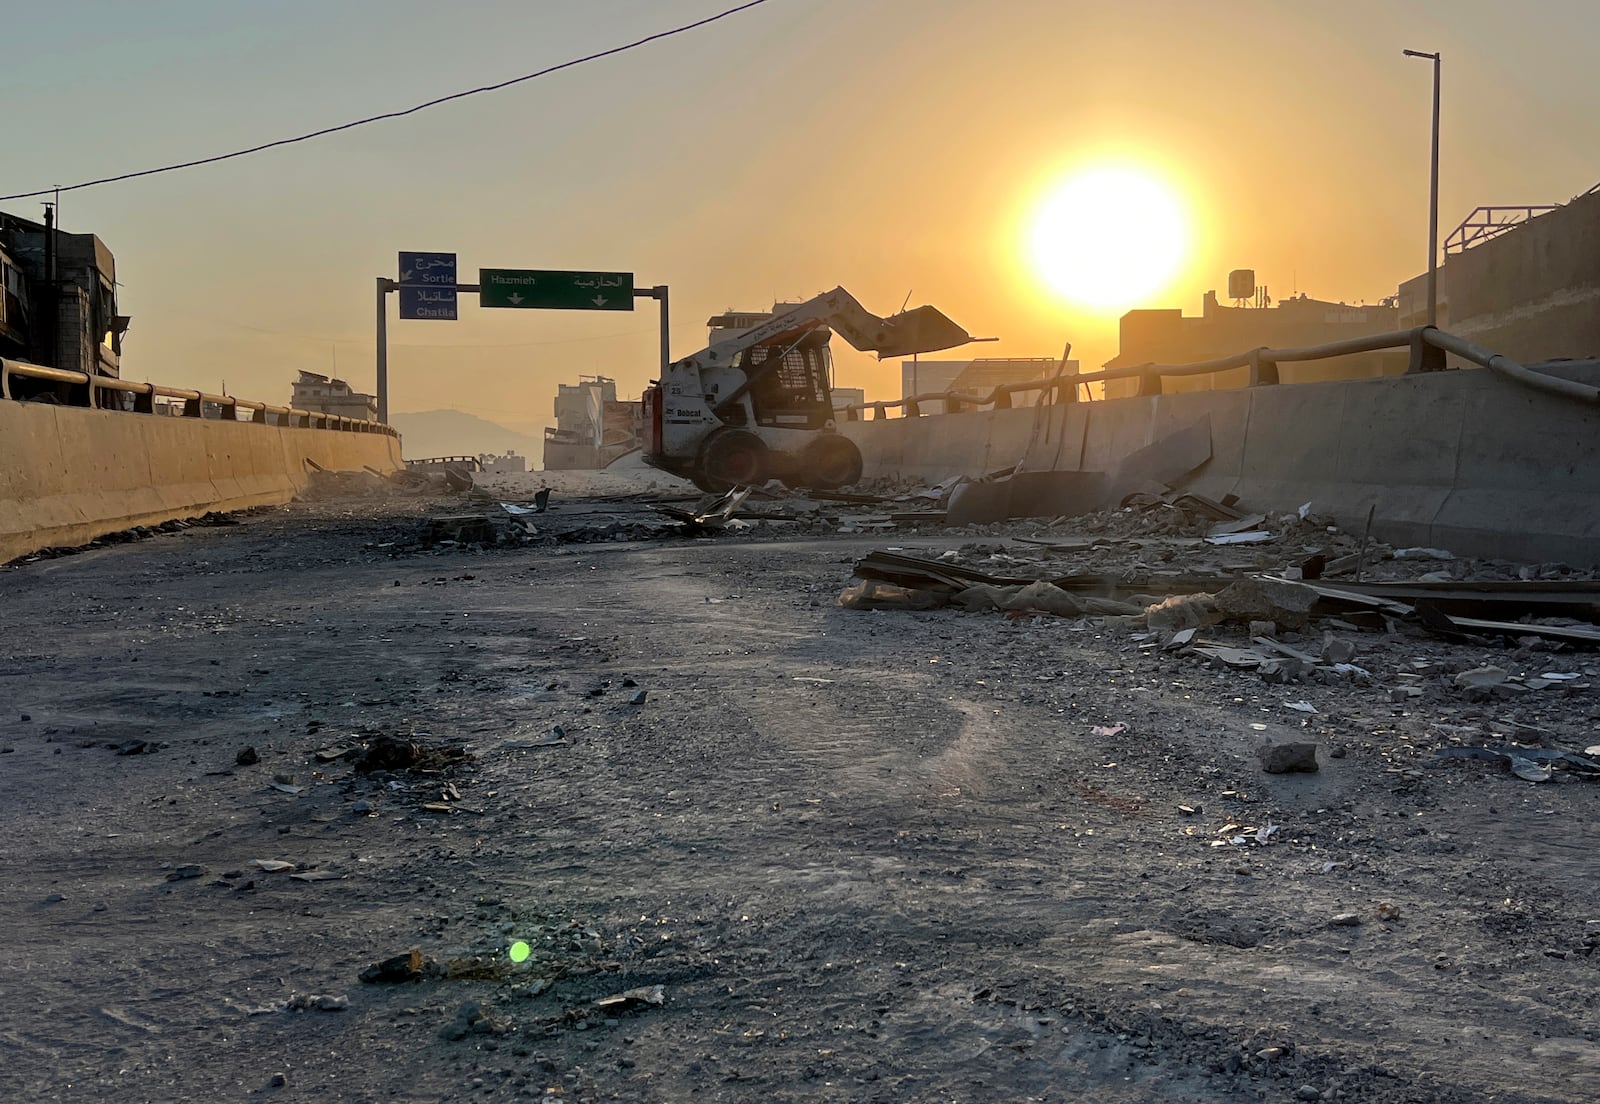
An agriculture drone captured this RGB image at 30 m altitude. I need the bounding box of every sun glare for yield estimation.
[1027,166,1188,312]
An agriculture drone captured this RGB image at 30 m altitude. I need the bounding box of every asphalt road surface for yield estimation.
[3,494,1598,1103]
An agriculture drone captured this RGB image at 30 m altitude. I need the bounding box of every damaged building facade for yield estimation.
[0,210,130,383]
[1102,281,1402,398]
[291,370,379,420]
[543,375,644,470]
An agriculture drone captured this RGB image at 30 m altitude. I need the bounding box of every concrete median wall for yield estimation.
[843,364,1600,565]
[1,403,402,563]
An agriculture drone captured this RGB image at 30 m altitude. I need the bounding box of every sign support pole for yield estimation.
[376,277,395,423]
[634,285,670,377]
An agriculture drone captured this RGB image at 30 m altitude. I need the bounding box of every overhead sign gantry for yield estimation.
[375,253,667,424]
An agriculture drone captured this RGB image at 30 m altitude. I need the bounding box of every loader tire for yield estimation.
[798,434,863,490]
[698,429,768,491]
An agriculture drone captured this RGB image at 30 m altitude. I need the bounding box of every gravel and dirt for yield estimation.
[4,472,1599,1103]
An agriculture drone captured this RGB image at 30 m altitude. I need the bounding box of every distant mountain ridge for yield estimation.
[391,409,543,463]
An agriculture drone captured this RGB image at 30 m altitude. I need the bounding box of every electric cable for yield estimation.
[0,0,771,202]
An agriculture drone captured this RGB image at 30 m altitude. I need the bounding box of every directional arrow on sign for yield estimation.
[592,296,607,307]
[508,293,524,305]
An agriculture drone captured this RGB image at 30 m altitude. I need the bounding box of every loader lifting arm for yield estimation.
[696,286,973,417]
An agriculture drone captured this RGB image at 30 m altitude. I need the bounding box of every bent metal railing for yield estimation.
[838,325,1600,421]
[0,358,399,438]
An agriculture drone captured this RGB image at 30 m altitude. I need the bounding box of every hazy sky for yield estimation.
[6,0,1598,432]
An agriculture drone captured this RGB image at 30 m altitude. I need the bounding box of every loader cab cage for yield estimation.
[730,331,834,429]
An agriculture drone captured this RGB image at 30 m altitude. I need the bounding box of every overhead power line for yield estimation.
[0,0,771,202]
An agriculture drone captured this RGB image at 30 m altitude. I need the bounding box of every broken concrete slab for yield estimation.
[1215,576,1319,630]
[946,470,1108,526]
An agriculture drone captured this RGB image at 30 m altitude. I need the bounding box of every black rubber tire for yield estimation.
[798,434,863,490]
[698,429,768,491]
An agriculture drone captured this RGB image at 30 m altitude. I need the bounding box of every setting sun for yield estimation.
[1027,165,1189,311]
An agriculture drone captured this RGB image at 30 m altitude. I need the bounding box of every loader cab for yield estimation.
[728,331,834,430]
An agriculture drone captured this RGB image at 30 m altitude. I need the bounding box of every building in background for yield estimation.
[1102,275,1401,398]
[291,371,378,420]
[1397,182,1600,362]
[0,210,129,381]
[478,451,528,476]
[543,375,644,470]
[901,357,1074,413]
[832,386,865,414]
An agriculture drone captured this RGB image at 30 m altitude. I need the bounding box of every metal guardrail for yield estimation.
[0,358,400,437]
[405,455,483,471]
[839,325,1600,421]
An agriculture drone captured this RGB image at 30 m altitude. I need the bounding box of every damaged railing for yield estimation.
[0,358,400,437]
[839,326,1600,420]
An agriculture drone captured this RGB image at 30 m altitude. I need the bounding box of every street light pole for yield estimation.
[1404,48,1441,327]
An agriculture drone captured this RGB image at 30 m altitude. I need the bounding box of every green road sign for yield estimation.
[478,269,634,311]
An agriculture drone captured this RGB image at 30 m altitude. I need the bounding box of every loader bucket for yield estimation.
[820,288,974,360]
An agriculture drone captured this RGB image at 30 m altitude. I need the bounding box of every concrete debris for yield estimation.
[1432,745,1600,782]
[1214,576,1319,630]
[1207,513,1267,537]
[1146,593,1223,632]
[838,580,947,611]
[440,1000,512,1040]
[1205,530,1274,545]
[359,949,437,984]
[1256,738,1320,774]
[953,583,1023,612]
[1000,580,1142,618]
[1320,635,1358,664]
[1394,547,1456,560]
[1455,665,1510,690]
[353,735,469,774]
[593,984,666,1014]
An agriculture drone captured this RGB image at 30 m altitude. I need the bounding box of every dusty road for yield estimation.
[3,494,1598,1103]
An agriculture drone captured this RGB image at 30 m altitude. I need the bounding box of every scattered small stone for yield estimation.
[19,713,30,722]
[43,892,65,904]
[1375,901,1402,921]
[1455,665,1509,691]
[311,994,349,1012]
[352,800,372,814]
[440,999,510,1040]
[269,1073,287,1088]
[114,739,149,756]
[593,984,666,1014]
[628,689,648,705]
[166,864,205,881]
[1248,620,1277,638]
[1320,635,1357,665]
[235,746,259,766]
[1297,1086,1322,1101]
[1328,912,1362,927]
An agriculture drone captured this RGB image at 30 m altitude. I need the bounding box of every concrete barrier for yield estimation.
[1,403,402,563]
[842,364,1600,565]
